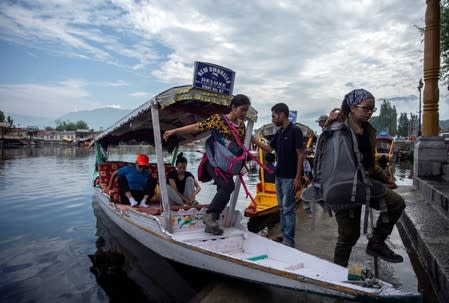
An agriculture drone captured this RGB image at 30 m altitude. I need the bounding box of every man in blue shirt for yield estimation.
[109,154,157,207]
[257,103,304,247]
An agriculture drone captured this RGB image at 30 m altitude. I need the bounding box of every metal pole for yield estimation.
[417,78,423,137]
[151,100,172,233]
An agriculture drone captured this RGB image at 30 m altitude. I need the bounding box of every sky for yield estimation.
[0,0,448,132]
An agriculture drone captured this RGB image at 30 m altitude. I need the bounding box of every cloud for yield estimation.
[128,91,149,98]
[0,80,93,118]
[0,0,447,131]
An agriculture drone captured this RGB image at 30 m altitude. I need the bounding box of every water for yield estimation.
[0,145,426,303]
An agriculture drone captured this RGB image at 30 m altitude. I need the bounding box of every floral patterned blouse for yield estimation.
[197,114,246,142]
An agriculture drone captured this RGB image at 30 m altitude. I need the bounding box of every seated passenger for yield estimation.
[108,154,157,207]
[167,153,201,206]
[259,152,276,183]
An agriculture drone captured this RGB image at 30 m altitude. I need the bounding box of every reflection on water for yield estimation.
[0,145,418,303]
[91,203,195,302]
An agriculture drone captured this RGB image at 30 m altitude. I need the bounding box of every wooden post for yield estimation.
[151,100,172,233]
[422,0,440,136]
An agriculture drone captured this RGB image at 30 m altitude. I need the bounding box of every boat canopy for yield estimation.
[91,85,258,150]
[258,122,315,141]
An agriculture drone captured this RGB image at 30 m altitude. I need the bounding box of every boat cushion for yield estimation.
[97,161,176,203]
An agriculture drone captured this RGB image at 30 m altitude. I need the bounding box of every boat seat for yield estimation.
[173,227,245,242]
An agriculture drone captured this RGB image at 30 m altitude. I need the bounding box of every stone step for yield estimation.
[414,177,449,221]
[442,164,449,182]
[397,186,449,303]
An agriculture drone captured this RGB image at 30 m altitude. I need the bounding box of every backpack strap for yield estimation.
[348,126,372,234]
[221,114,273,174]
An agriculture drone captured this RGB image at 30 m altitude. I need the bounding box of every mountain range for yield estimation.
[6,107,449,132]
[7,107,132,131]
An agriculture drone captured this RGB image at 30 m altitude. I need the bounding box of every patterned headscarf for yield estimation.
[343,89,374,107]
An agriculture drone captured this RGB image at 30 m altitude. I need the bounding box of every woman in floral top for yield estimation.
[163,94,256,235]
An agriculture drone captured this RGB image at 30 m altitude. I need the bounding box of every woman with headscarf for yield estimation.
[327,88,405,267]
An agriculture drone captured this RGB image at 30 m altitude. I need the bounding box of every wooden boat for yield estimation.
[244,122,316,232]
[91,85,421,302]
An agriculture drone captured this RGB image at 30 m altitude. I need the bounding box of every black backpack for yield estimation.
[302,121,388,232]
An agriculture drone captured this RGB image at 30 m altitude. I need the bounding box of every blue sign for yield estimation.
[288,110,297,123]
[193,61,235,95]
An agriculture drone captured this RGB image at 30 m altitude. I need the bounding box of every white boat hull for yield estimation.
[93,189,421,302]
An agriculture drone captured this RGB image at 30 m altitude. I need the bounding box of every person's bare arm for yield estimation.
[162,123,200,141]
[294,148,304,191]
[251,136,272,153]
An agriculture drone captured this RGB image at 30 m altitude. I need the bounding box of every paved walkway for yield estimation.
[194,188,432,303]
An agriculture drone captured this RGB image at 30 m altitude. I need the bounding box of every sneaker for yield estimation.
[140,202,149,208]
[270,235,283,243]
[366,240,403,263]
[192,200,199,206]
[129,198,138,207]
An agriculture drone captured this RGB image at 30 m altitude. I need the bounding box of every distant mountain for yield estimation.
[57,107,132,130]
[7,107,132,130]
[4,113,54,129]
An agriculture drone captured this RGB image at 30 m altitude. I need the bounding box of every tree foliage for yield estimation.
[416,1,448,87]
[55,120,89,131]
[369,99,397,135]
[0,110,14,126]
[397,113,409,137]
[441,0,449,86]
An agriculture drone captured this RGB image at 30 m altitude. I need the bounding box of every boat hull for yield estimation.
[93,190,422,302]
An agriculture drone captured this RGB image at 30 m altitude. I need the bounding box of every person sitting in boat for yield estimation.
[163,94,260,235]
[167,152,201,206]
[108,153,157,208]
[259,152,276,183]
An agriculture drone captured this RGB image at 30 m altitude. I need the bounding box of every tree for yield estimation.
[441,0,449,87]
[0,110,4,122]
[409,113,418,136]
[6,116,13,127]
[75,120,89,130]
[55,120,89,131]
[369,99,397,135]
[416,0,449,87]
[398,113,409,137]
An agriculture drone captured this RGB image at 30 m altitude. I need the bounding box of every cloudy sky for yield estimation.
[0,0,447,131]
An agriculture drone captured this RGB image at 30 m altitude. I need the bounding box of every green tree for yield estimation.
[416,0,449,87]
[6,116,13,126]
[441,0,449,86]
[410,113,418,136]
[55,120,89,131]
[75,120,89,130]
[0,110,4,122]
[45,126,55,131]
[370,99,397,135]
[398,113,409,137]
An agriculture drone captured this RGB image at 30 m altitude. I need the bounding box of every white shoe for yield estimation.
[129,198,138,207]
[140,202,149,208]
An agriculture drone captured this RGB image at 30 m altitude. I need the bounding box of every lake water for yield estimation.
[0,145,425,303]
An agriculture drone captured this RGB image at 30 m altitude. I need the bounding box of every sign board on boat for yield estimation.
[193,61,235,95]
[289,110,297,123]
